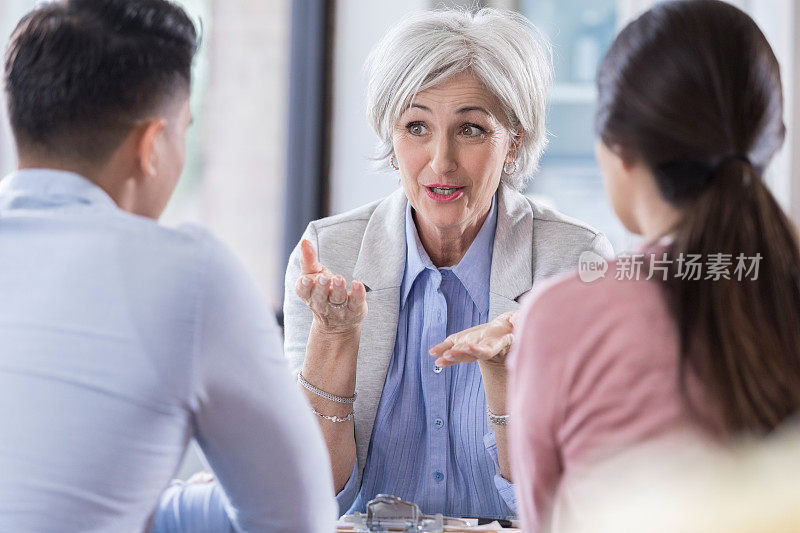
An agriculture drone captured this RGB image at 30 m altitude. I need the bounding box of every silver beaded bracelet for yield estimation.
[312,408,355,423]
[298,372,357,404]
[487,408,510,426]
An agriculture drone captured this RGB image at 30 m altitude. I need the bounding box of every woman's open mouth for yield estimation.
[425,185,464,202]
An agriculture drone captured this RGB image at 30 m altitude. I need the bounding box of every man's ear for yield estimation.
[135,118,167,180]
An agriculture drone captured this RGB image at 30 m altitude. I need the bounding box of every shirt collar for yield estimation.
[0,168,118,210]
[401,194,497,314]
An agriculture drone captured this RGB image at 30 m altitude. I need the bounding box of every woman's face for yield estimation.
[392,72,515,237]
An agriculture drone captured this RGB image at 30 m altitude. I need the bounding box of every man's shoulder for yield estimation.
[164,223,243,270]
[165,222,217,247]
[113,220,231,275]
[121,219,217,255]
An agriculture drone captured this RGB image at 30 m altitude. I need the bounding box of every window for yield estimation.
[520,0,634,252]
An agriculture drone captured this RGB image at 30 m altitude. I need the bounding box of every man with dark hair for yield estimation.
[0,1,336,531]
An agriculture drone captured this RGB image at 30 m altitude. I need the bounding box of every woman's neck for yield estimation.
[631,166,683,243]
[636,194,682,244]
[413,208,490,268]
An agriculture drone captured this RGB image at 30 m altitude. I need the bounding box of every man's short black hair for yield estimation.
[3,0,199,163]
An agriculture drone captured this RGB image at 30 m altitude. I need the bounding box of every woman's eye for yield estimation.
[461,124,484,137]
[406,122,427,136]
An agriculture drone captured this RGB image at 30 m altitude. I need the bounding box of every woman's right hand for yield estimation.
[294,240,364,491]
[295,239,367,334]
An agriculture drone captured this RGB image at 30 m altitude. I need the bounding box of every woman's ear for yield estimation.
[134,118,167,180]
[607,142,639,172]
[508,125,524,160]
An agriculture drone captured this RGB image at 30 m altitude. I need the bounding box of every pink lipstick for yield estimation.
[425,185,464,202]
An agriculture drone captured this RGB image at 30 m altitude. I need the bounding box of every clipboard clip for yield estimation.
[342,494,445,532]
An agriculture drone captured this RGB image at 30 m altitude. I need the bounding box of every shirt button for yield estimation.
[433,471,444,482]
[434,418,444,429]
[433,365,443,374]
[437,310,443,321]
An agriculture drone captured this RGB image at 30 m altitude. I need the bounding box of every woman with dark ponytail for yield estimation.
[507,1,800,530]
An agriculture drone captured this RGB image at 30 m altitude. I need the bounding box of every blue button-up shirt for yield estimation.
[338,195,515,518]
[0,169,336,532]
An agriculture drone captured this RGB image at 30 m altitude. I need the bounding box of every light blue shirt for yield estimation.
[338,195,516,518]
[0,170,336,532]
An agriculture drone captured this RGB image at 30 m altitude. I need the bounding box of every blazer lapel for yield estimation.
[352,187,407,292]
[489,183,534,319]
[351,187,407,478]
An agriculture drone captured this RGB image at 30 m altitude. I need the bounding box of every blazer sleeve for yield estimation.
[283,222,318,375]
[590,232,615,260]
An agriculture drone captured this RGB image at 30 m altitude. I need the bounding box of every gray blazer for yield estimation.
[283,183,613,484]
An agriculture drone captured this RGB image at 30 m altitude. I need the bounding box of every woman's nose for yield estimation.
[429,135,457,176]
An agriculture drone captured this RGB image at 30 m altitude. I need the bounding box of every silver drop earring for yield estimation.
[503,159,518,176]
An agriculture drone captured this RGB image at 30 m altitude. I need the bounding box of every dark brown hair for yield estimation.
[4,0,198,163]
[596,0,800,433]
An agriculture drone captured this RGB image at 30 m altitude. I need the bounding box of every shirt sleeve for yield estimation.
[483,431,517,515]
[154,231,338,532]
[151,481,235,533]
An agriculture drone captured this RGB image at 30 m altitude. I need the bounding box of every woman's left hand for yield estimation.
[429,311,518,368]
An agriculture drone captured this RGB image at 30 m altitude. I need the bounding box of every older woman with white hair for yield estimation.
[284,8,613,519]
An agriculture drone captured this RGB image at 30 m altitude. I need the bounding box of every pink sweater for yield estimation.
[507,262,722,531]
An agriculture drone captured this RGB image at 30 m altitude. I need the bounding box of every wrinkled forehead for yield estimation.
[402,71,506,122]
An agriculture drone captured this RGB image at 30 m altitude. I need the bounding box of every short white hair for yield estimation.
[364,8,553,190]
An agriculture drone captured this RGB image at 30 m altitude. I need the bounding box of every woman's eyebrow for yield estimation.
[407,103,491,115]
[456,106,490,115]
